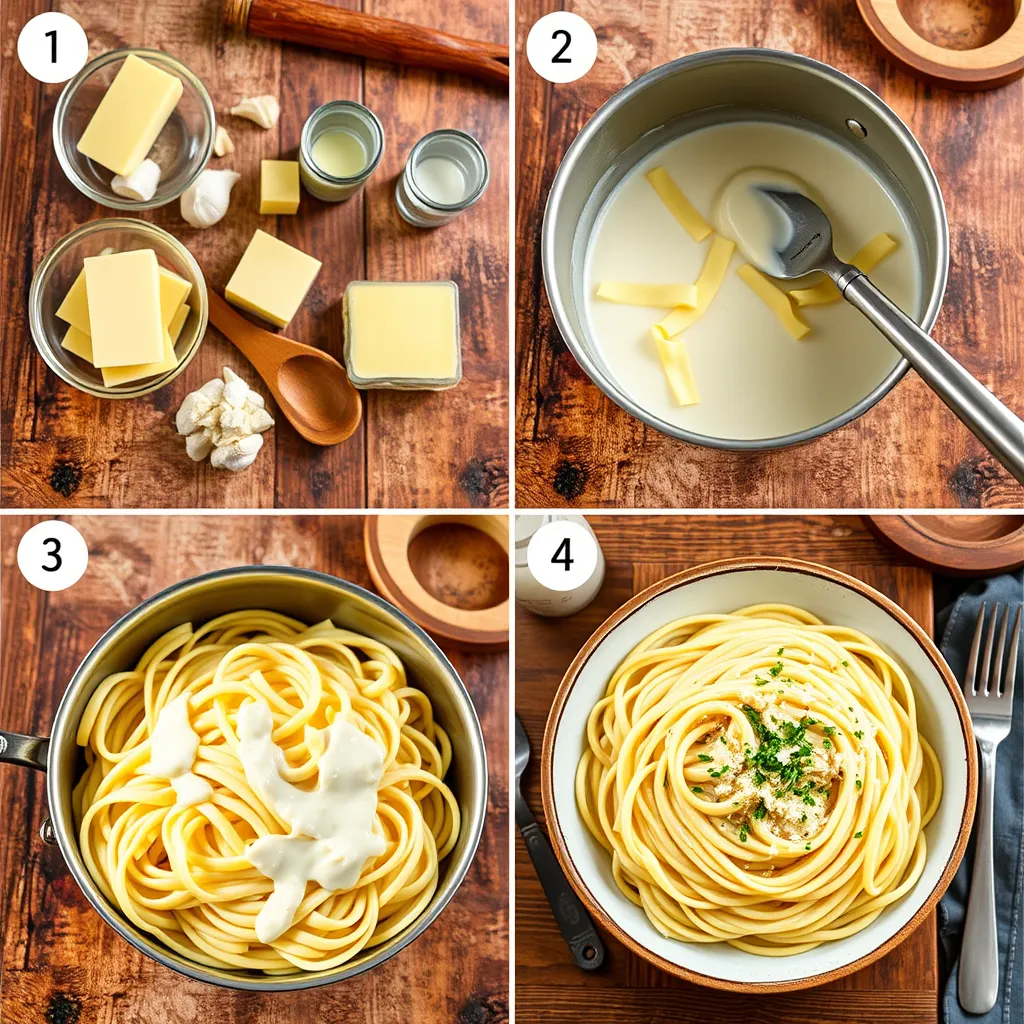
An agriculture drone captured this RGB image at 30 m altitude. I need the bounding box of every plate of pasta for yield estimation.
[541,557,975,991]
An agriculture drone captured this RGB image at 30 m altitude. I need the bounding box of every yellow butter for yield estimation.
[225,229,322,328]
[159,269,192,324]
[168,302,190,343]
[61,325,94,362]
[57,265,192,334]
[100,329,179,387]
[76,54,183,177]
[653,235,736,340]
[737,264,810,340]
[645,167,712,243]
[260,160,300,215]
[790,233,899,307]
[596,282,697,309]
[84,250,165,367]
[653,334,699,406]
[55,270,91,334]
[344,281,461,389]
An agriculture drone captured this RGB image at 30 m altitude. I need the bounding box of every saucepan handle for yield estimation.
[0,729,49,771]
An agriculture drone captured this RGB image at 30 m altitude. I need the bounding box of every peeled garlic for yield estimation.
[111,159,161,202]
[213,125,234,156]
[180,169,241,229]
[230,94,280,130]
[210,433,264,471]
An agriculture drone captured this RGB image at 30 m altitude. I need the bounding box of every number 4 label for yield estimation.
[17,521,89,592]
[527,520,599,592]
[526,12,598,84]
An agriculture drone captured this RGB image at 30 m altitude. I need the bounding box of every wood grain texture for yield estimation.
[0,0,508,510]
[514,514,939,1022]
[0,514,508,1024]
[514,0,1024,509]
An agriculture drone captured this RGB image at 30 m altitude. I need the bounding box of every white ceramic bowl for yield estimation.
[541,557,976,992]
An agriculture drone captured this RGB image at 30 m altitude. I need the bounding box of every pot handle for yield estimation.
[0,730,49,771]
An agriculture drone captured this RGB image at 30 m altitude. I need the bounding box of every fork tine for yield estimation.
[966,603,986,695]
[993,605,1010,696]
[1004,605,1021,702]
[980,604,999,695]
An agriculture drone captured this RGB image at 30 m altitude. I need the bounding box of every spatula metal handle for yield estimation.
[839,272,1024,485]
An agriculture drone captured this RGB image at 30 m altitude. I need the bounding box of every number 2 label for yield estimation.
[526,12,598,84]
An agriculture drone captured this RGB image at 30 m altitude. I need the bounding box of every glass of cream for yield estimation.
[299,100,384,202]
[396,129,489,228]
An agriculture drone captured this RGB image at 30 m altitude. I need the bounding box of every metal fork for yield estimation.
[958,602,1021,1014]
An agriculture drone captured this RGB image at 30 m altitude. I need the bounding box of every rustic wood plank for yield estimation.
[1,0,508,510]
[363,0,510,509]
[514,0,1024,509]
[514,514,939,1022]
[0,514,508,1023]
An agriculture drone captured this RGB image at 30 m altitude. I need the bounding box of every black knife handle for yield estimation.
[519,817,605,970]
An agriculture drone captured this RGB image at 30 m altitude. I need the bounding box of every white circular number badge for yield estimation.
[17,13,89,84]
[17,521,89,592]
[526,12,598,84]
[527,519,599,593]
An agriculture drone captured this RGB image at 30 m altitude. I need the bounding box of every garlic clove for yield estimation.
[230,95,280,130]
[185,431,215,462]
[248,407,275,434]
[111,158,161,202]
[213,125,235,157]
[211,432,264,471]
[222,376,250,409]
[180,169,241,229]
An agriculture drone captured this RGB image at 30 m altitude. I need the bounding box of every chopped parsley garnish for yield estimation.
[752,800,767,821]
[805,843,811,851]
[769,661,784,677]
[841,660,849,667]
[697,753,713,762]
[691,786,703,794]
[738,826,749,843]
[823,725,836,736]
[777,647,785,656]
[720,736,727,744]
[822,739,832,749]
[854,831,863,838]
[855,779,862,789]
[708,765,730,778]
[800,813,807,823]
[740,705,816,795]
[755,677,769,686]
[854,730,864,740]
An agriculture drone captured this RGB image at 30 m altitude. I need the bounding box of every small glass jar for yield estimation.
[395,129,489,228]
[299,101,384,202]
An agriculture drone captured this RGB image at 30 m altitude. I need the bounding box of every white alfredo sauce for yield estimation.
[236,699,387,944]
[144,693,214,808]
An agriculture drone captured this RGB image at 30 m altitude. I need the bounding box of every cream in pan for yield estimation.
[583,120,922,441]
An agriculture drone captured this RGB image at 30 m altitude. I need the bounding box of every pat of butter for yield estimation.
[260,160,300,215]
[168,302,190,344]
[225,229,322,327]
[61,325,94,362]
[76,54,183,177]
[101,328,179,387]
[57,264,192,334]
[84,250,164,367]
[344,281,461,390]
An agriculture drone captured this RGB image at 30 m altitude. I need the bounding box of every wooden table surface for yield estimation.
[515,514,941,1023]
[0,514,508,1024]
[514,0,1024,510]
[1,0,509,510]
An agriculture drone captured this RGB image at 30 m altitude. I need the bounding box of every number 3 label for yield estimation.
[17,12,89,84]
[526,12,598,84]
[527,520,600,593]
[17,521,89,592]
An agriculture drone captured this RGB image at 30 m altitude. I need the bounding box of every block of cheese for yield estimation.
[344,281,461,390]
[168,302,190,343]
[225,229,322,327]
[260,160,300,215]
[54,269,91,334]
[61,325,94,362]
[159,269,192,324]
[57,264,192,335]
[84,250,164,367]
[101,328,179,387]
[76,54,183,177]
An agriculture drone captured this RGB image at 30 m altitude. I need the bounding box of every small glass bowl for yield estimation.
[29,219,209,399]
[53,48,214,211]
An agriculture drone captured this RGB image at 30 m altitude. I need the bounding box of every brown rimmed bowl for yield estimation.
[540,557,976,992]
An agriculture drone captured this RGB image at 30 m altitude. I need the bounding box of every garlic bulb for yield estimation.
[213,125,234,156]
[111,159,161,202]
[230,94,280,130]
[180,169,241,229]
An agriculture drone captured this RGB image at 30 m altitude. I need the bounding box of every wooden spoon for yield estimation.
[206,290,362,446]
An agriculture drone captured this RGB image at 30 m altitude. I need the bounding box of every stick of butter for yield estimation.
[84,250,165,367]
[260,160,300,215]
[57,265,191,334]
[225,229,322,328]
[76,54,183,177]
[344,281,461,390]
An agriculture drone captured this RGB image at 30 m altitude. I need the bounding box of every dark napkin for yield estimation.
[938,571,1024,1023]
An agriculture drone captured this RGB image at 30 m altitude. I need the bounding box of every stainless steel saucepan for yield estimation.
[0,566,488,992]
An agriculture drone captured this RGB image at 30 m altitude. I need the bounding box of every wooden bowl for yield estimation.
[856,0,1024,89]
[364,515,509,650]
[865,514,1024,574]
[541,557,976,992]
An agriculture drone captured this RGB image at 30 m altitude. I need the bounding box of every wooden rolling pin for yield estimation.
[224,0,509,86]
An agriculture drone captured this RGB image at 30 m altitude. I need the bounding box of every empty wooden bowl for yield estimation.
[865,514,1024,574]
[364,515,509,650]
[856,0,1024,89]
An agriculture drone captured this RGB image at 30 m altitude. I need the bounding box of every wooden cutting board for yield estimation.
[514,0,1024,510]
[0,0,509,510]
[0,514,508,1024]
[515,514,939,1023]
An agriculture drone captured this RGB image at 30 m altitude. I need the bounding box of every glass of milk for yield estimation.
[299,100,384,202]
[396,129,490,228]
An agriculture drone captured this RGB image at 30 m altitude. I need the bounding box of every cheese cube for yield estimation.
[260,160,300,215]
[84,250,164,367]
[101,329,179,387]
[76,54,183,177]
[344,281,461,390]
[61,325,94,362]
[225,229,322,327]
